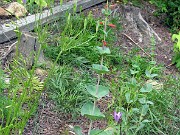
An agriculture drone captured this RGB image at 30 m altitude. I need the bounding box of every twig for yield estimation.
[0,41,17,61]
[165,63,174,68]
[122,33,151,57]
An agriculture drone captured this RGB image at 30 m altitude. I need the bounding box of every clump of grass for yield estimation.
[43,12,117,67]
[46,65,93,115]
[0,68,7,91]
[0,57,43,134]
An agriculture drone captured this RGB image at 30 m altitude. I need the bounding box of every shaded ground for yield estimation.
[0,1,178,135]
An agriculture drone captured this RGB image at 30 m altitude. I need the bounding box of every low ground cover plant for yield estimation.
[46,65,92,115]
[172,31,180,69]
[108,54,179,134]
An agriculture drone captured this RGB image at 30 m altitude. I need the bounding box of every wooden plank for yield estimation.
[0,0,105,43]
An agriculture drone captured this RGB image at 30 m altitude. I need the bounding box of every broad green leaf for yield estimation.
[92,64,109,74]
[136,122,145,132]
[142,119,150,123]
[140,83,152,93]
[90,128,114,135]
[131,77,137,85]
[172,32,180,50]
[141,105,149,116]
[146,100,154,105]
[130,69,139,75]
[132,108,139,113]
[136,119,150,132]
[96,46,111,55]
[138,97,146,104]
[132,64,139,68]
[35,0,47,7]
[73,126,83,135]
[145,70,158,78]
[81,102,105,120]
[125,92,133,103]
[86,85,109,99]
[139,98,154,105]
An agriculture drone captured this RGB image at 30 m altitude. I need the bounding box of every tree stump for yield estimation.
[1,32,45,69]
[120,5,161,44]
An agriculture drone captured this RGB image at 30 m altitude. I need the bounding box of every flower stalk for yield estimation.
[80,2,117,135]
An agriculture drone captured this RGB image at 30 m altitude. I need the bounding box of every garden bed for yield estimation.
[24,1,179,135]
[0,0,179,135]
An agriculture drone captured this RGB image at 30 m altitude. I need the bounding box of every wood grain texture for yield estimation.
[0,0,105,43]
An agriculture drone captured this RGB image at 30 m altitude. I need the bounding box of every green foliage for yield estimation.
[127,55,161,78]
[46,66,91,114]
[1,0,177,134]
[107,51,179,134]
[0,68,7,91]
[0,95,12,123]
[86,85,109,99]
[0,58,43,134]
[43,12,117,68]
[92,64,109,74]
[73,3,117,135]
[172,31,180,51]
[17,0,57,14]
[172,32,180,69]
[17,0,47,7]
[81,101,105,120]
[149,0,180,32]
[43,13,101,66]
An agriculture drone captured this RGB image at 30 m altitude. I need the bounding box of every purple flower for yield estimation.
[113,111,122,123]
[22,0,27,4]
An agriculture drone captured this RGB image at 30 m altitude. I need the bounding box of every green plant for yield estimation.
[73,2,118,135]
[109,65,179,134]
[172,31,180,69]
[0,68,7,91]
[127,55,160,79]
[105,42,179,134]
[0,94,12,124]
[18,0,47,7]
[17,0,56,14]
[46,65,91,115]
[0,57,44,134]
[149,0,180,32]
[0,68,11,125]
[42,15,99,71]
[0,25,44,135]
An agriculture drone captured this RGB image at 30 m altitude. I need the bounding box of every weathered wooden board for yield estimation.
[0,0,106,43]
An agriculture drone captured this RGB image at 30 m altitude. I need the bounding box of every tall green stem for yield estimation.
[88,10,108,135]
